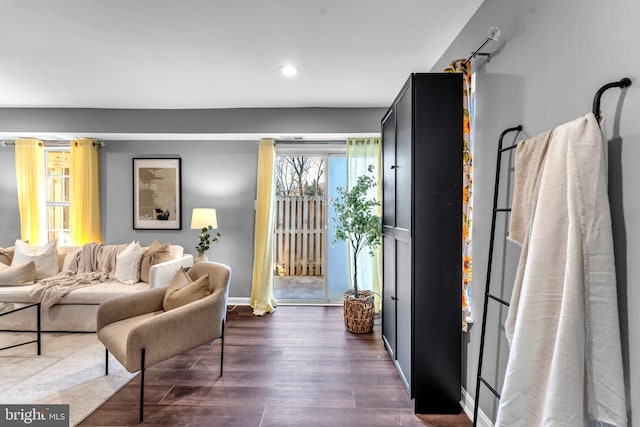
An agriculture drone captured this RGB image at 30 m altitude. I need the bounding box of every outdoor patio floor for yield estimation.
[273,275,324,300]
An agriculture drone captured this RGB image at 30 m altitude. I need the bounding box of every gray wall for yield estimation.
[0,107,385,298]
[432,0,639,424]
[101,139,258,298]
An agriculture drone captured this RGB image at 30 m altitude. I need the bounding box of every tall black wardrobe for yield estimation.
[381,73,462,414]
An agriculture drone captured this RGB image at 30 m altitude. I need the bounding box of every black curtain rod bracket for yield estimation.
[592,78,632,121]
[462,27,501,66]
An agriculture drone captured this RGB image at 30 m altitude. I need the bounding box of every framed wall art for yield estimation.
[133,158,182,230]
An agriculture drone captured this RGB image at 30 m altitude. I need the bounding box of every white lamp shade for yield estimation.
[191,208,218,230]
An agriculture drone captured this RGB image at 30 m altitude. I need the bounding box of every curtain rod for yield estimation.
[275,139,346,144]
[1,140,105,147]
[462,27,501,65]
[274,138,379,145]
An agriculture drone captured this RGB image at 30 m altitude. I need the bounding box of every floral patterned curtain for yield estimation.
[445,59,474,332]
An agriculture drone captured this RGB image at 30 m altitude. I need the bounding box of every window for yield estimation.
[45,148,71,245]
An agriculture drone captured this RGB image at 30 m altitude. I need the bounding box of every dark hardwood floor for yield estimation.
[80,305,471,426]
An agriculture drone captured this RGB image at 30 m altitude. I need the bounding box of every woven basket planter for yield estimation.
[343,290,375,334]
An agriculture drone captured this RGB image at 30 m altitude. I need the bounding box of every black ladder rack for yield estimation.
[472,78,631,426]
[472,125,522,426]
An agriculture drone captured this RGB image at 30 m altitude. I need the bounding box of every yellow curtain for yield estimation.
[15,139,45,245]
[70,138,102,245]
[250,139,277,315]
[346,138,382,313]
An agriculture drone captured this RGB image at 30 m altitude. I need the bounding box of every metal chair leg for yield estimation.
[140,348,145,423]
[220,318,225,377]
[36,303,41,356]
[105,348,109,376]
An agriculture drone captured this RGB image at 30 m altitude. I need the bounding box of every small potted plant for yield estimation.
[332,165,382,333]
[195,225,221,262]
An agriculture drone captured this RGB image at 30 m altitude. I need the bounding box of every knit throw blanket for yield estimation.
[30,243,127,309]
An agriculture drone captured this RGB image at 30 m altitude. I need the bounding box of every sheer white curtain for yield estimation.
[346,138,382,313]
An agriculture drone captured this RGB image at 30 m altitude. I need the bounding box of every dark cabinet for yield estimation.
[381,73,462,414]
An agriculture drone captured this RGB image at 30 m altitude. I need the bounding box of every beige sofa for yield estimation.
[0,244,193,332]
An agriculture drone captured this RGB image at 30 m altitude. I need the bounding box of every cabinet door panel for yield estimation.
[382,108,396,227]
[382,233,396,358]
[395,238,412,394]
[394,85,412,232]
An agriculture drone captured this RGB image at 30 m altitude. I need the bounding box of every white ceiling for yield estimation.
[0,0,483,110]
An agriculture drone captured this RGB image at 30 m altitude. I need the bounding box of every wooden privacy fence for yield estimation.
[274,196,325,276]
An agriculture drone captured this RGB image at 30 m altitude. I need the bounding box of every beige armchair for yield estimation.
[97,261,231,423]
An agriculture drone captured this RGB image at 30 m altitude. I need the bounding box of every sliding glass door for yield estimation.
[326,156,349,301]
[272,147,348,303]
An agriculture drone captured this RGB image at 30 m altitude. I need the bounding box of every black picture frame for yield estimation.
[132,158,182,230]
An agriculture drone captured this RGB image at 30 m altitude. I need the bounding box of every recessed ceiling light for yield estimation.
[279,64,299,77]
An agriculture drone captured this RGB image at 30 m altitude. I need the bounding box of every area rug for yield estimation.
[0,332,136,426]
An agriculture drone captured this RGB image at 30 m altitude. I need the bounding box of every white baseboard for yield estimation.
[226,298,343,307]
[227,297,251,306]
[461,387,493,427]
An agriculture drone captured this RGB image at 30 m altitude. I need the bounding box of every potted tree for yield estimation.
[332,165,382,333]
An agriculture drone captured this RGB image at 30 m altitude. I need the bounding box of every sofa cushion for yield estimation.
[115,241,145,285]
[11,240,58,280]
[0,260,36,286]
[163,268,211,311]
[0,246,14,266]
[0,283,37,302]
[58,246,82,271]
[140,241,172,283]
[58,281,149,304]
[0,280,149,304]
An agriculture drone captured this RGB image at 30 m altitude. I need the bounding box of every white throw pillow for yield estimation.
[114,241,145,285]
[11,240,59,280]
